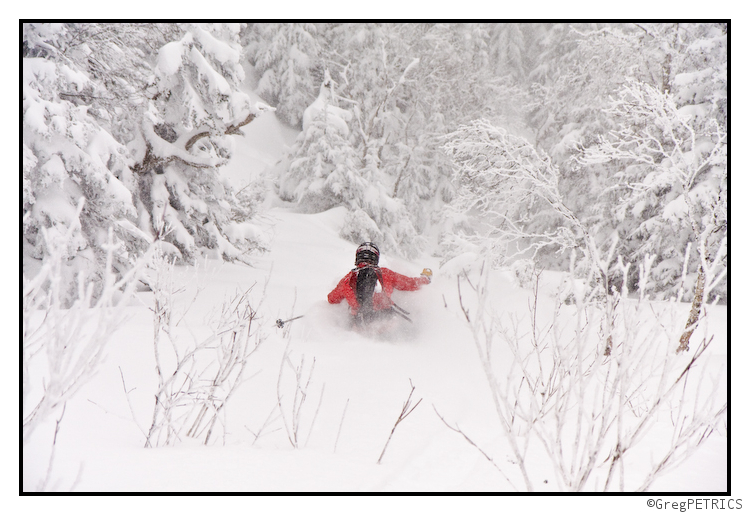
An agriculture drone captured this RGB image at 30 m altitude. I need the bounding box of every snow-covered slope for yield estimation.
[22,106,727,495]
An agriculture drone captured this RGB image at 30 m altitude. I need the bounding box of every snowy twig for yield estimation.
[276,341,322,449]
[39,403,66,492]
[247,403,282,446]
[433,405,517,491]
[377,379,422,465]
[303,383,326,448]
[456,267,535,490]
[118,367,148,439]
[333,398,350,454]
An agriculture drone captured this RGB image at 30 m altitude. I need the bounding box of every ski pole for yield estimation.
[391,302,410,315]
[391,303,412,323]
[276,315,304,328]
[392,310,412,323]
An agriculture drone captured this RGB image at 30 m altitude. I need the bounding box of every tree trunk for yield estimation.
[677,266,704,353]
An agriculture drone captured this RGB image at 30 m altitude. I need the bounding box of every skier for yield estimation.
[327,242,432,327]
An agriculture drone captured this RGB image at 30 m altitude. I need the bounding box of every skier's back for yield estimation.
[327,242,431,326]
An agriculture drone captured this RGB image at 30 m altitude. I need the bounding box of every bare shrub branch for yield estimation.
[276,338,323,449]
[23,214,148,446]
[454,257,725,491]
[333,398,350,453]
[377,379,422,465]
[143,252,266,447]
[433,404,517,491]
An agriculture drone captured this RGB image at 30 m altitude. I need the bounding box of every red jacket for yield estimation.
[328,263,428,315]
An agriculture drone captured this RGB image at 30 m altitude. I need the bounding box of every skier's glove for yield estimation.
[420,268,433,283]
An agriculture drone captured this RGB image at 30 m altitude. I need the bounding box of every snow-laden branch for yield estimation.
[443,120,603,271]
[183,102,275,151]
[136,100,272,173]
[579,80,726,195]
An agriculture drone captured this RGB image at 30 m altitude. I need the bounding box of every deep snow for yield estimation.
[22,98,727,500]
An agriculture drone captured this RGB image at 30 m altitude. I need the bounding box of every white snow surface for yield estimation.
[22,102,727,499]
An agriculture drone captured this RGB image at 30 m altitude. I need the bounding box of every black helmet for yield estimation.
[355,242,380,265]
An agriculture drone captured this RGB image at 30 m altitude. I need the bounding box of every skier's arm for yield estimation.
[328,272,357,305]
[385,269,430,291]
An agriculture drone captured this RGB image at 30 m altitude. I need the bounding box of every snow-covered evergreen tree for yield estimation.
[247,23,535,258]
[24,22,727,307]
[134,24,270,261]
[321,23,430,253]
[23,23,270,300]
[23,23,150,294]
[319,23,511,255]
[278,70,423,256]
[577,23,728,303]
[580,78,726,304]
[245,23,321,128]
[474,22,729,306]
[489,24,527,82]
[279,71,362,210]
